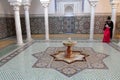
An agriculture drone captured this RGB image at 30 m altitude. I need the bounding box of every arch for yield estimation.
[64,5,74,16]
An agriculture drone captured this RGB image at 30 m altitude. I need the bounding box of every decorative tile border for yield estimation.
[35,40,103,43]
[0,17,15,39]
[0,41,35,67]
[109,43,120,52]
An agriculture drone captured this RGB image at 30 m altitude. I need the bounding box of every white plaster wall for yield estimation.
[0,0,120,16]
[95,0,111,13]
[0,0,13,15]
[22,0,120,14]
[56,1,81,15]
[29,0,44,14]
[29,0,55,15]
[49,0,55,14]
[84,0,91,13]
[117,4,120,13]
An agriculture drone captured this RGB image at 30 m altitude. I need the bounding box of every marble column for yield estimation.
[111,0,120,46]
[13,5,23,45]
[110,0,119,38]
[41,3,50,40]
[89,0,99,40]
[23,4,32,41]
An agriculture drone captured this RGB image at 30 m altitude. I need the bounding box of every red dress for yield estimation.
[103,27,110,43]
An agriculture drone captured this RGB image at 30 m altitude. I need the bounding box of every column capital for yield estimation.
[110,0,120,9]
[13,5,20,11]
[22,1,31,11]
[9,1,22,6]
[89,0,99,7]
[22,1,31,6]
[41,3,49,8]
[8,1,22,11]
[23,5,30,11]
[40,1,50,8]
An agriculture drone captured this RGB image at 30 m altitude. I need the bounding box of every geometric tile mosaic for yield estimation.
[1,15,120,39]
[0,40,120,80]
[32,46,109,77]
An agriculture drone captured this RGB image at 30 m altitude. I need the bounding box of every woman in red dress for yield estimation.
[103,24,110,43]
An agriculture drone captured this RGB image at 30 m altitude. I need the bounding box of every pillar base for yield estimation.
[27,38,33,42]
[89,38,94,41]
[45,38,49,41]
[17,42,24,46]
[118,42,120,46]
[45,39,50,41]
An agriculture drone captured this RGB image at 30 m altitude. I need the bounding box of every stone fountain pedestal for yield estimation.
[51,38,89,64]
[63,40,77,58]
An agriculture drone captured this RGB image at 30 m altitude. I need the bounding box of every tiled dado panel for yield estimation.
[30,15,120,34]
[0,17,16,39]
[0,15,120,39]
[75,16,90,33]
[30,16,117,34]
[30,17,45,34]
[116,16,120,34]
[0,17,26,39]
[30,16,90,34]
[94,16,108,33]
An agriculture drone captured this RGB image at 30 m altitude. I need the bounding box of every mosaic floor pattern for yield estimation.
[32,46,108,77]
[1,40,120,80]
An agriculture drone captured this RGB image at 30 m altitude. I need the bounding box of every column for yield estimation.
[112,0,120,46]
[23,4,32,41]
[110,0,119,38]
[41,3,50,40]
[13,5,23,45]
[89,0,99,40]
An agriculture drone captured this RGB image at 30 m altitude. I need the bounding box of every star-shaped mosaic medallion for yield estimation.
[32,47,108,77]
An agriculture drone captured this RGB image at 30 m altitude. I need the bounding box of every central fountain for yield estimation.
[51,38,89,64]
[63,37,77,58]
